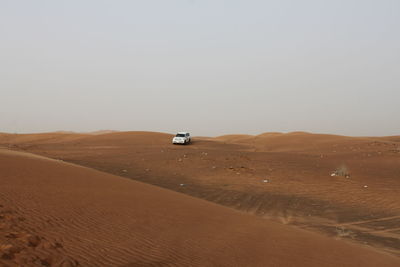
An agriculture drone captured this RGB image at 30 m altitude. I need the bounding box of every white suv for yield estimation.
[172,132,191,145]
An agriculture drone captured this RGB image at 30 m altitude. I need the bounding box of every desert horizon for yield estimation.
[3,129,400,138]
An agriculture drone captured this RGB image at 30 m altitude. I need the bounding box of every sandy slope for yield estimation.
[1,131,400,265]
[1,149,399,267]
[216,132,392,153]
[0,133,89,146]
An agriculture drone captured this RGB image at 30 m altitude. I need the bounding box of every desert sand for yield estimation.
[0,131,399,266]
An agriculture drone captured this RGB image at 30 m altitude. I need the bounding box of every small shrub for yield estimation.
[334,165,350,178]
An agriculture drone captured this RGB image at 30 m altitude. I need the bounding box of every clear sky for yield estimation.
[1,0,399,136]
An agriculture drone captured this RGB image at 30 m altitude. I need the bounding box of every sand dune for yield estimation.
[216,132,383,153]
[1,131,400,266]
[74,131,173,146]
[0,133,89,146]
[1,149,399,266]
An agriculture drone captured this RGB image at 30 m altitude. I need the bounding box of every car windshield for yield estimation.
[176,134,186,137]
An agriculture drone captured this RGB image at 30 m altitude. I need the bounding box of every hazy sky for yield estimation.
[1,1,399,136]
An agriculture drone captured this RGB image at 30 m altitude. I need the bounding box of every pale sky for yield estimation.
[1,0,399,136]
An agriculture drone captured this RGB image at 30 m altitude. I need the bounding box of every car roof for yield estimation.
[177,132,189,134]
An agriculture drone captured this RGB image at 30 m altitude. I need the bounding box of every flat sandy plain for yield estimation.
[0,131,399,266]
